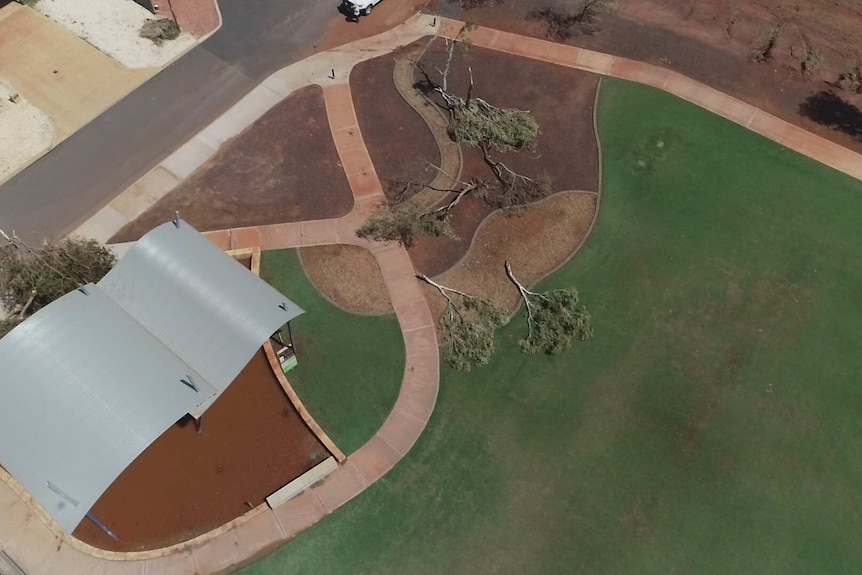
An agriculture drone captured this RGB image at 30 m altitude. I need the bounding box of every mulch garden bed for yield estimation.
[73,349,328,552]
[407,40,601,277]
[111,85,353,243]
[350,42,441,201]
[422,191,597,338]
[299,244,392,315]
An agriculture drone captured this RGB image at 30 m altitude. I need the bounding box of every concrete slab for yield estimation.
[271,490,327,539]
[3,518,60,575]
[198,85,283,149]
[373,245,416,279]
[300,219,339,246]
[394,370,438,423]
[111,167,181,221]
[191,530,245,575]
[335,147,374,177]
[346,166,384,198]
[376,407,426,457]
[323,84,358,131]
[311,464,366,514]
[38,543,105,575]
[160,135,217,180]
[393,297,435,332]
[0,498,34,548]
[262,223,302,250]
[350,436,400,485]
[233,510,285,559]
[330,125,367,154]
[229,226,262,250]
[202,229,231,251]
[142,551,196,575]
[402,324,439,356]
[575,50,614,75]
[611,59,672,89]
[401,352,440,396]
[100,559,146,575]
[74,205,129,243]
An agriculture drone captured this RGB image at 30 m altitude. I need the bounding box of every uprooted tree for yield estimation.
[505,261,592,354]
[0,231,116,336]
[356,172,484,246]
[419,274,507,371]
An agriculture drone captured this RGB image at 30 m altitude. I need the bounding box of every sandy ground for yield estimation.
[0,80,52,184]
[35,0,195,69]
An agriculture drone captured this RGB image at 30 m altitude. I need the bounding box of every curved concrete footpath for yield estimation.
[4,12,862,575]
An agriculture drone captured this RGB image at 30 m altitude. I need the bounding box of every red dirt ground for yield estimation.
[110,85,353,243]
[157,0,219,38]
[406,40,600,277]
[350,44,440,197]
[429,0,862,154]
[73,350,328,552]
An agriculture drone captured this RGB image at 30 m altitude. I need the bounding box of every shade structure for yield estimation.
[0,219,303,534]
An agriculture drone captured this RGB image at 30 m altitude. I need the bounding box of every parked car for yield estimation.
[341,0,383,19]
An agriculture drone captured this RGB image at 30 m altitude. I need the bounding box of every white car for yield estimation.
[342,0,383,18]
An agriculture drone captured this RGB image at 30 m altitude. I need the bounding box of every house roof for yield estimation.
[0,220,302,534]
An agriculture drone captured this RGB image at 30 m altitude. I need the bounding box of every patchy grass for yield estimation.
[243,79,862,574]
[261,249,404,455]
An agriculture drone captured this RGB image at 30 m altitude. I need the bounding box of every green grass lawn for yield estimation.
[243,79,862,574]
[260,249,404,455]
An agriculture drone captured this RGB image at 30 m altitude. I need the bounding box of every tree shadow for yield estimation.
[798,90,862,141]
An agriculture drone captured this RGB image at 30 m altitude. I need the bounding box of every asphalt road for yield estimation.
[0,0,340,241]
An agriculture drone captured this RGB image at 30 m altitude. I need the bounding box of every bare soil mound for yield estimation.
[299,244,392,315]
[111,85,353,242]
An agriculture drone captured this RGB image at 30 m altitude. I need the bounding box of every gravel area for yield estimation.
[35,0,195,69]
[0,81,53,184]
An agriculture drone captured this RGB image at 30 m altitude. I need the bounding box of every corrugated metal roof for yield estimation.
[98,220,303,411]
[0,286,216,533]
[0,219,303,534]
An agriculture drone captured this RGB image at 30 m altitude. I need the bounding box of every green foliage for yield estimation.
[449,97,539,152]
[0,317,20,338]
[440,296,507,371]
[140,18,181,45]
[356,201,454,247]
[0,237,116,319]
[520,288,592,355]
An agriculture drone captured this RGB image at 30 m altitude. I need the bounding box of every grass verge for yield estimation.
[261,249,404,455]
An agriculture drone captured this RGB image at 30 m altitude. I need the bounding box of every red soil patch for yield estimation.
[429,0,862,154]
[73,350,328,552]
[157,0,220,38]
[111,85,353,243]
[408,40,600,277]
[350,43,440,198]
[315,0,432,52]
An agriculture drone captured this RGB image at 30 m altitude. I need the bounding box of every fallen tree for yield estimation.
[505,261,592,354]
[0,231,116,336]
[419,274,507,371]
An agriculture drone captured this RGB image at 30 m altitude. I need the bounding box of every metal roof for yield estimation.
[0,286,216,533]
[98,220,303,413]
[0,219,303,534]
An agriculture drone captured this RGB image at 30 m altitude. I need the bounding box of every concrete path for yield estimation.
[4,12,862,575]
